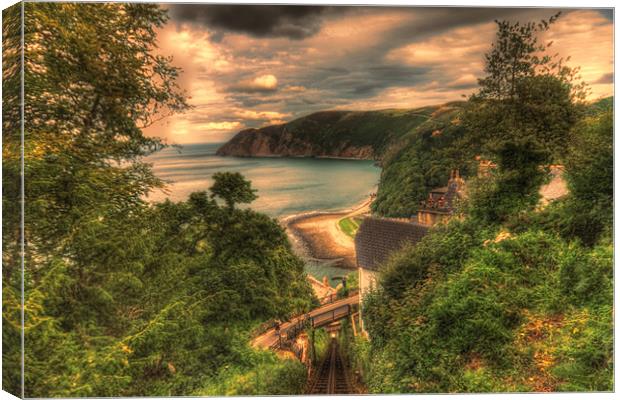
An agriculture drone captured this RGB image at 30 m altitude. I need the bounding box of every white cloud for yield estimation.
[283,85,307,92]
[233,109,289,120]
[204,121,243,131]
[253,74,278,89]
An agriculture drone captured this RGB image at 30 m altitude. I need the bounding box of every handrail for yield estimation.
[318,288,359,305]
[270,302,358,351]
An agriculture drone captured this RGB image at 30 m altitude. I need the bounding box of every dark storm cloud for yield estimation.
[167,5,559,44]
[359,7,566,62]
[323,65,430,97]
[168,4,343,39]
[153,6,613,143]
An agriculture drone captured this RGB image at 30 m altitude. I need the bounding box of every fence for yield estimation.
[318,288,359,305]
[269,302,358,351]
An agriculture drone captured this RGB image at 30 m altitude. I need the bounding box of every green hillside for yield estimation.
[217,105,461,159]
[284,107,444,155]
[371,96,613,217]
[370,102,472,217]
[219,96,611,218]
[357,107,613,393]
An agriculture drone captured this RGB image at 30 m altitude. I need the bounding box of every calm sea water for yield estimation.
[145,142,380,218]
[145,142,379,283]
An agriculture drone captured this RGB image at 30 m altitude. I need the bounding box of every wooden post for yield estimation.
[311,328,316,364]
[351,312,358,337]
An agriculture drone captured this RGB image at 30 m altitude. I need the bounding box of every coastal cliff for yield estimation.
[216,124,376,159]
[216,107,456,159]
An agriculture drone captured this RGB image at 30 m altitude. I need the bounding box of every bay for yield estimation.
[145,142,380,285]
[145,142,380,218]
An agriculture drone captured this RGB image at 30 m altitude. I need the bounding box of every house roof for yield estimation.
[430,186,449,194]
[421,179,463,213]
[355,217,429,271]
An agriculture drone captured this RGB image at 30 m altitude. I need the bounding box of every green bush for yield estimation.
[558,243,613,307]
[197,350,307,395]
[379,219,489,299]
[552,307,613,391]
[362,229,613,393]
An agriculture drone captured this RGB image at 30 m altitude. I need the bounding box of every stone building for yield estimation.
[416,169,465,226]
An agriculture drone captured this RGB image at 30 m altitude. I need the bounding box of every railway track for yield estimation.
[308,339,352,394]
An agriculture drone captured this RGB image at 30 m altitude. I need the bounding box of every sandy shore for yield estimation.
[281,196,373,269]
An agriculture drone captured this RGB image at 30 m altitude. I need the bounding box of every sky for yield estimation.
[143,5,614,144]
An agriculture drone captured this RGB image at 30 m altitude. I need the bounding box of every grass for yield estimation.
[338,217,360,238]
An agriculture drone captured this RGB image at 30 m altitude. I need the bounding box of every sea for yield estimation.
[144,142,381,286]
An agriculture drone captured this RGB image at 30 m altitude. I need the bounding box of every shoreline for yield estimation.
[281,195,374,270]
[217,152,377,161]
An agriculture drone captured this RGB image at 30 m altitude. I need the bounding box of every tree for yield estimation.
[210,172,258,210]
[565,110,613,207]
[463,13,586,224]
[2,3,187,396]
[15,2,188,259]
[560,109,613,245]
[2,4,25,396]
[3,4,315,396]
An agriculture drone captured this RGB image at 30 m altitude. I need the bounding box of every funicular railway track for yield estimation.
[308,339,352,394]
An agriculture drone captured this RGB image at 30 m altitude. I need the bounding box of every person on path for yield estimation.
[274,320,282,347]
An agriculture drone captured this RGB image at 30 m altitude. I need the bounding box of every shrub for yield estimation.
[362,229,613,393]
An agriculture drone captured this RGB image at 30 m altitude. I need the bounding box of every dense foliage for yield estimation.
[371,102,476,217]
[357,107,613,391]
[360,223,612,392]
[2,3,313,397]
[2,4,613,396]
[508,108,613,247]
[461,14,586,225]
[355,14,613,393]
[197,351,307,396]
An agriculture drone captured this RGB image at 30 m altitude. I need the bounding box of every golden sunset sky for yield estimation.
[144,5,614,144]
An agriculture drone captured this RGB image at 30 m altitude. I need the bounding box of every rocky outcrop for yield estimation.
[216,104,469,160]
[216,126,376,159]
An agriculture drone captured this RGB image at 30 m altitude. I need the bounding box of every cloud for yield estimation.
[229,74,279,93]
[168,5,342,40]
[542,10,613,98]
[446,74,480,90]
[283,85,307,92]
[233,109,289,122]
[146,6,613,144]
[204,121,242,131]
[594,73,613,84]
